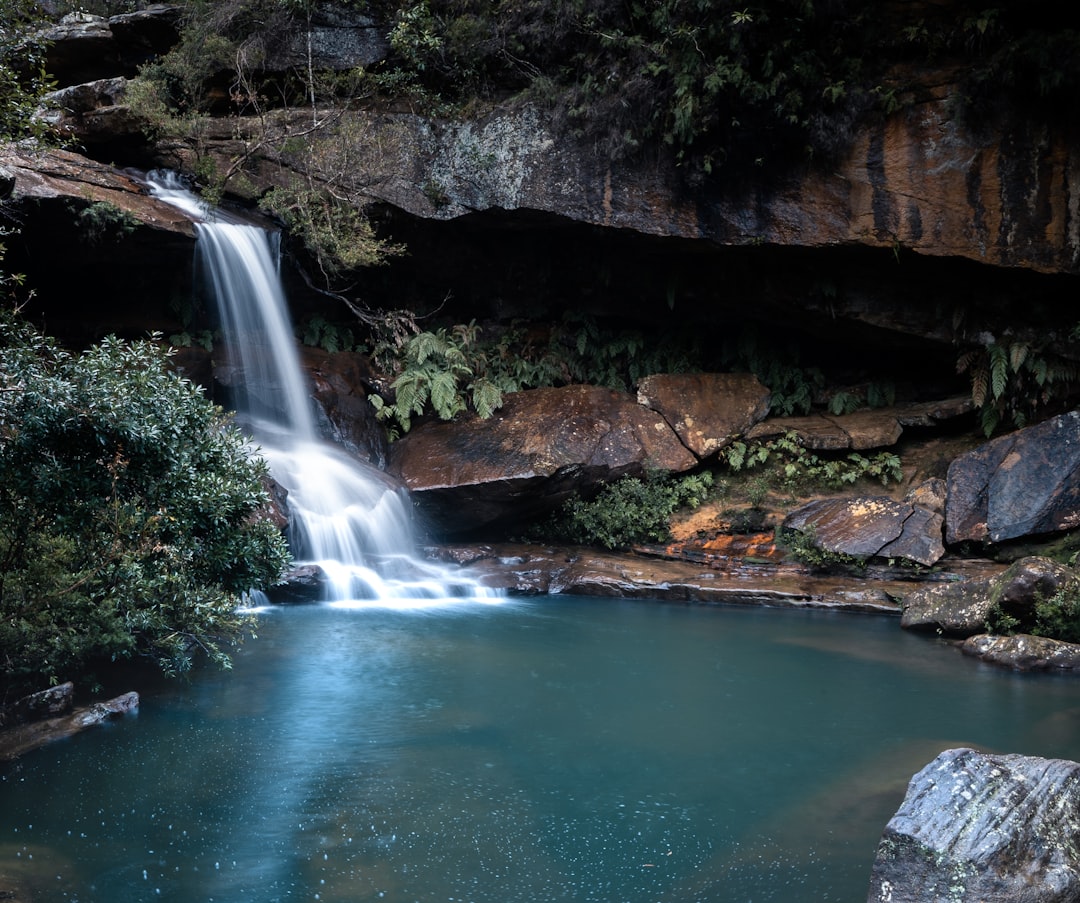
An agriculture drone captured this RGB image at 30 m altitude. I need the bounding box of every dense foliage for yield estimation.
[0,0,55,142]
[0,315,290,687]
[541,470,714,550]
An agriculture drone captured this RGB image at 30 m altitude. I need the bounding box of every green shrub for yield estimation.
[1032,587,1080,644]
[0,315,291,686]
[0,0,57,143]
[987,576,1080,645]
[541,471,714,550]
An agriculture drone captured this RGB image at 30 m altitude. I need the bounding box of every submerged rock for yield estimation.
[0,692,139,761]
[867,747,1080,903]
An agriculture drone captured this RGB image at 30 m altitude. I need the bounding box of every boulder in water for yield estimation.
[867,747,1080,903]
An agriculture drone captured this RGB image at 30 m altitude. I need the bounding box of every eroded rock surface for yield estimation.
[900,575,1000,636]
[868,747,1080,903]
[962,634,1080,671]
[38,6,182,87]
[388,384,697,535]
[636,372,771,458]
[782,495,945,567]
[0,145,195,236]
[899,556,1068,638]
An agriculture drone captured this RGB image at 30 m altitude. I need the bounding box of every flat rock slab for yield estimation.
[636,372,771,458]
[745,398,972,451]
[0,146,196,236]
[868,747,1080,903]
[429,542,908,612]
[745,410,902,450]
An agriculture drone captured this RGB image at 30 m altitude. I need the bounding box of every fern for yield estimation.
[988,343,1009,400]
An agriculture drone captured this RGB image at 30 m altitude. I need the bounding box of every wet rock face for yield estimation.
[299,347,389,469]
[946,411,1080,545]
[867,747,1080,903]
[388,384,697,536]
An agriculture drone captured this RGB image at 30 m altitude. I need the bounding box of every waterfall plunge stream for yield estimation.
[148,174,496,606]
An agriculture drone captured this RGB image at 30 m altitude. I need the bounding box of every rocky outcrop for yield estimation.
[867,747,1080,903]
[209,84,1080,277]
[300,347,389,468]
[36,6,182,87]
[946,411,1080,545]
[782,494,946,567]
[900,574,1001,636]
[0,145,195,236]
[275,4,388,72]
[987,556,1076,625]
[636,372,771,458]
[389,384,697,536]
[37,76,142,147]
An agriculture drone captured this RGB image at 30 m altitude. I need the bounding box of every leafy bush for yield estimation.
[986,576,1080,645]
[260,182,405,281]
[541,471,714,550]
[0,315,291,686]
[1031,587,1080,645]
[370,321,507,436]
[0,0,57,143]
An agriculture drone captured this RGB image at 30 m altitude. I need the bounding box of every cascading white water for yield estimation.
[147,173,497,605]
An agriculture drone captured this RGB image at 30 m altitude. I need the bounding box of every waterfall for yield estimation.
[147,173,496,606]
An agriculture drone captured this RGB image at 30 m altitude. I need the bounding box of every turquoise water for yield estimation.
[4,597,1080,902]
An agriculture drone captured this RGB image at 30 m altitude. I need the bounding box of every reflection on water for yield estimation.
[4,598,1080,902]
